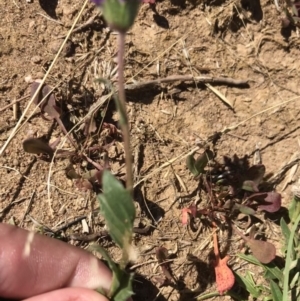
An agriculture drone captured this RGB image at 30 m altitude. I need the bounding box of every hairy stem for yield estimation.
[117,32,133,193]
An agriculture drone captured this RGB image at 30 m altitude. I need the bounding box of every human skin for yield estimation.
[0,223,112,301]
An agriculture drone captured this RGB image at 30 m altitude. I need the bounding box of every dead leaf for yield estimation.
[23,138,54,158]
[156,247,175,285]
[31,81,76,147]
[233,226,276,264]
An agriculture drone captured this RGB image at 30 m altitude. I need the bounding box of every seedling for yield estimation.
[237,216,300,301]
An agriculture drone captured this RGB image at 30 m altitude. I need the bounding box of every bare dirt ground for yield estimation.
[0,0,300,300]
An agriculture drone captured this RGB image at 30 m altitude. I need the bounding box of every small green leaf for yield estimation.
[242,180,259,192]
[288,196,300,224]
[186,153,199,176]
[290,271,299,289]
[196,291,248,301]
[186,149,213,176]
[289,259,299,270]
[97,171,135,259]
[237,253,283,284]
[233,203,256,215]
[280,218,290,246]
[90,244,134,301]
[234,271,261,298]
[270,280,282,301]
[282,213,300,301]
[113,271,134,301]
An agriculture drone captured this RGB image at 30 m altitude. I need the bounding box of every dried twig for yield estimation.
[58,14,100,38]
[0,94,30,113]
[125,75,249,91]
[19,191,35,227]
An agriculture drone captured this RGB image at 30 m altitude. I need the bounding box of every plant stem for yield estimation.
[117,32,133,193]
[282,213,300,301]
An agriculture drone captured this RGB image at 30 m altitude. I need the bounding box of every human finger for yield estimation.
[0,223,111,299]
[23,287,109,301]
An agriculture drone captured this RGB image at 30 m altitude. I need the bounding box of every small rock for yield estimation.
[31,55,42,64]
[40,24,47,32]
[12,159,19,167]
[62,6,78,18]
[48,39,74,57]
[28,20,35,31]
[266,131,276,139]
[24,74,33,83]
[36,72,45,79]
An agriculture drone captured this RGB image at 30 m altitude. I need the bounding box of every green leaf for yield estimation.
[280,218,290,246]
[282,213,300,301]
[270,280,282,301]
[237,254,283,284]
[234,203,256,215]
[196,291,248,301]
[113,271,134,301]
[242,180,259,192]
[186,149,213,177]
[288,196,300,224]
[97,171,135,260]
[90,244,134,301]
[186,153,199,176]
[289,259,299,270]
[290,271,299,289]
[234,271,261,298]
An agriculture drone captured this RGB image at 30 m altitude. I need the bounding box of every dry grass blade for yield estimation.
[205,83,234,110]
[0,94,30,113]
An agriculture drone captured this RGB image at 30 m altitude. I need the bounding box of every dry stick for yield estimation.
[0,197,27,215]
[117,32,134,192]
[19,190,35,227]
[57,13,100,38]
[0,0,90,157]
[0,94,30,113]
[125,75,248,90]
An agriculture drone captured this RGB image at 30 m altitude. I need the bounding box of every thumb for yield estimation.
[23,287,109,301]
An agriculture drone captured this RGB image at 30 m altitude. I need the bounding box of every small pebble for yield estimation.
[31,55,42,64]
[266,131,276,139]
[24,74,33,83]
[36,72,45,79]
[12,159,19,167]
[28,20,35,31]
[63,6,78,18]
[48,39,74,57]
